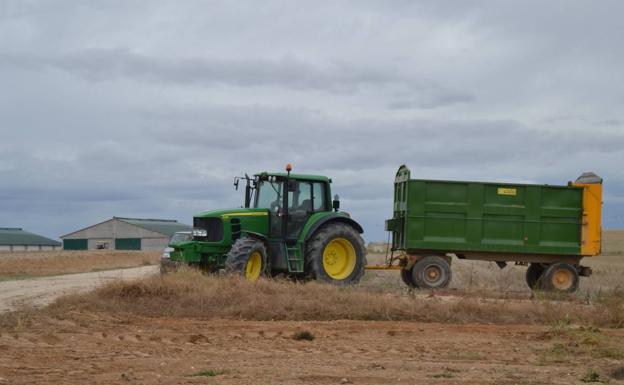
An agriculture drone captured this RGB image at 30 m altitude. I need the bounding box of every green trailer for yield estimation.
[385,165,603,293]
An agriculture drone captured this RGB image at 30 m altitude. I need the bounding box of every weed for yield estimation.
[549,314,572,336]
[190,369,224,377]
[431,369,458,379]
[293,330,315,341]
[581,369,602,383]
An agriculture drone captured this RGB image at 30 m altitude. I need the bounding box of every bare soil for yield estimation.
[1,318,623,385]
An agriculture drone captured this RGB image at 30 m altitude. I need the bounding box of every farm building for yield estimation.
[0,228,62,251]
[61,217,191,251]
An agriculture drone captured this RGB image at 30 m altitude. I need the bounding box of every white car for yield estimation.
[161,231,191,273]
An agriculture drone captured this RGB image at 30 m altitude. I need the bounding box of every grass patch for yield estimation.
[292,330,315,341]
[581,369,603,383]
[190,369,224,377]
[536,325,624,366]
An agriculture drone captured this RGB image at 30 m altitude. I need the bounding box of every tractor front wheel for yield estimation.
[306,223,366,285]
[225,237,267,281]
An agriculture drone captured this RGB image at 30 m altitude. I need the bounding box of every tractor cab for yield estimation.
[250,170,333,242]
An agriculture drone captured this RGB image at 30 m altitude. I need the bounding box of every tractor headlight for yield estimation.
[192,229,208,237]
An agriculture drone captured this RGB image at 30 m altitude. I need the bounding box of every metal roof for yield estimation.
[0,228,61,246]
[114,217,192,237]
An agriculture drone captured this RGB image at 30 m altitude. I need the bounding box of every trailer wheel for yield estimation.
[525,263,545,290]
[225,237,267,281]
[411,256,451,289]
[540,263,579,293]
[400,267,417,288]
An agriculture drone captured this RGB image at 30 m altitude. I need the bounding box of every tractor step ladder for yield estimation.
[285,245,304,273]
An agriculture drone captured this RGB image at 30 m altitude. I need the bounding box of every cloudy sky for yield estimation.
[1,1,623,242]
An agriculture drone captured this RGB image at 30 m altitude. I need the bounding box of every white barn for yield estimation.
[61,217,191,251]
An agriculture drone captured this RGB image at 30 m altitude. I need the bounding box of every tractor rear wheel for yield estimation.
[306,223,366,285]
[225,237,267,281]
[540,263,579,293]
[525,263,545,290]
[411,255,452,289]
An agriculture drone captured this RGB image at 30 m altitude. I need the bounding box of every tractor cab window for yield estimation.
[287,181,315,238]
[312,182,326,211]
[255,180,282,210]
[255,179,284,237]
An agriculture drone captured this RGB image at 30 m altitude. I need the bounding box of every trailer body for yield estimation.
[385,166,602,264]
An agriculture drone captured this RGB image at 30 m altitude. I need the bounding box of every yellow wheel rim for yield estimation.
[552,269,572,290]
[322,238,357,280]
[245,251,262,281]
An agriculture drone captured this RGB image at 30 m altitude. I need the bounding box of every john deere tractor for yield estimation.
[167,165,366,285]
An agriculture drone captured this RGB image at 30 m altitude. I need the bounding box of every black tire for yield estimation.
[540,263,579,293]
[306,222,366,285]
[400,267,417,288]
[525,263,545,289]
[225,237,267,281]
[411,256,452,289]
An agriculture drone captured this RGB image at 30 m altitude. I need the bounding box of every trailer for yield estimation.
[384,165,603,293]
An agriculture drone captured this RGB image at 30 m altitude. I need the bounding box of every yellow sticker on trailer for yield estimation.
[497,187,517,196]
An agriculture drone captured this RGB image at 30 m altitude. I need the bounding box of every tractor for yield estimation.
[166,165,367,285]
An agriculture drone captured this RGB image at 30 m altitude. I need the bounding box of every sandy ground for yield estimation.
[0,266,158,313]
[1,318,623,385]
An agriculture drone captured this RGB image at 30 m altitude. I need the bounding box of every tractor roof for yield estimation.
[255,172,330,183]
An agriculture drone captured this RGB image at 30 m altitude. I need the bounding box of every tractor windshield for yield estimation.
[254,180,283,210]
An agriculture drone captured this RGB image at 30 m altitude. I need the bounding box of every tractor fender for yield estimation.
[303,214,364,243]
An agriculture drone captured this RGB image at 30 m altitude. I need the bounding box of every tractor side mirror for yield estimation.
[332,195,340,211]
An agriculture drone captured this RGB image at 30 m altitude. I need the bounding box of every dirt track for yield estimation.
[0,266,158,313]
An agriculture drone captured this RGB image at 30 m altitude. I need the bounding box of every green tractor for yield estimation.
[167,165,366,285]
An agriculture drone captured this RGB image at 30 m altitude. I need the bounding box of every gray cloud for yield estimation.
[0,48,463,98]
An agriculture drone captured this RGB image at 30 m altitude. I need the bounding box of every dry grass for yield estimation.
[1,231,622,331]
[0,250,159,279]
[2,268,621,331]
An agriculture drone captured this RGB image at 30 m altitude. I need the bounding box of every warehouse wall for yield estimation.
[0,245,60,251]
[141,237,170,251]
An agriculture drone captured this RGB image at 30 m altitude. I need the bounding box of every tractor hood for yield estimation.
[194,208,269,218]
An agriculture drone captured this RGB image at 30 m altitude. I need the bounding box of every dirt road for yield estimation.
[0,266,158,313]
